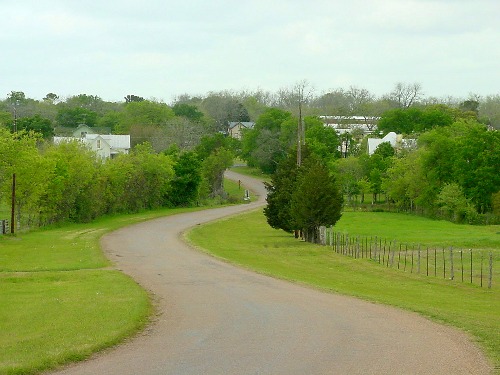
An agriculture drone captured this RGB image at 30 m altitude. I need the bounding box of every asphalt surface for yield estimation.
[50,170,492,375]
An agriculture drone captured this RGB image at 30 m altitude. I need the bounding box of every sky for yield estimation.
[2,0,499,103]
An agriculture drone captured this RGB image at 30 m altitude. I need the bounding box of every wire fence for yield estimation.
[319,227,496,289]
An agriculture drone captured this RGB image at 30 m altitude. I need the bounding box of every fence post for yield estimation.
[481,253,484,288]
[450,247,454,281]
[489,252,493,289]
[460,250,464,282]
[434,248,437,277]
[443,247,446,279]
[411,247,414,273]
[404,244,408,272]
[390,241,395,268]
[417,245,421,274]
[470,249,473,284]
[426,247,429,277]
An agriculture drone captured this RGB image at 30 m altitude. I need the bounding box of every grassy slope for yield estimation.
[0,179,246,375]
[187,209,500,371]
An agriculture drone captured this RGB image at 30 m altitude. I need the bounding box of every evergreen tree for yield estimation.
[263,149,300,233]
[291,156,343,243]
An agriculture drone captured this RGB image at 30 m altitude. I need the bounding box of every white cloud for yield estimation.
[2,0,499,101]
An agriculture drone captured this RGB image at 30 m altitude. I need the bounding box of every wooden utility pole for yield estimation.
[11,173,16,234]
[297,100,302,166]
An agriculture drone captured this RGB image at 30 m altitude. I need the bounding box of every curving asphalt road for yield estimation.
[51,170,492,375]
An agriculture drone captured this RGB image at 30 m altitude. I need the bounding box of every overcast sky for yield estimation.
[2,0,499,103]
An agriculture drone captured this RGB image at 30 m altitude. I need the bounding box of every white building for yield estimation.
[367,132,416,155]
[54,125,130,159]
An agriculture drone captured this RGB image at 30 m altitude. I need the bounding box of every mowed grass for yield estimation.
[187,209,500,371]
[0,179,250,375]
[1,270,148,375]
[336,210,500,250]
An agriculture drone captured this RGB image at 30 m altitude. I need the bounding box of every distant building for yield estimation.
[54,125,130,159]
[367,132,416,155]
[319,115,379,134]
[227,121,255,139]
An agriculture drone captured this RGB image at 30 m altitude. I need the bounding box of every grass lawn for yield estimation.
[0,179,246,375]
[187,209,500,371]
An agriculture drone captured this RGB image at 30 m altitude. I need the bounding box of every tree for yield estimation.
[436,183,476,223]
[377,106,453,135]
[366,143,394,203]
[64,94,104,114]
[291,156,343,243]
[152,117,209,152]
[124,94,145,103]
[56,107,98,127]
[168,151,202,206]
[333,156,363,205]
[304,117,340,161]
[201,147,234,198]
[264,149,300,233]
[346,86,374,114]
[43,93,59,104]
[275,80,314,165]
[200,93,250,132]
[310,88,351,115]
[7,91,26,104]
[241,108,293,173]
[116,100,175,133]
[172,103,204,122]
[389,82,423,109]
[15,115,53,138]
[479,94,500,129]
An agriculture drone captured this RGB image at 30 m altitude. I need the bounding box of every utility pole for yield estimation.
[11,173,16,234]
[297,100,302,166]
[296,80,310,166]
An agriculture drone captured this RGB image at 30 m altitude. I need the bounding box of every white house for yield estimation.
[227,122,255,139]
[54,133,131,159]
[367,132,416,155]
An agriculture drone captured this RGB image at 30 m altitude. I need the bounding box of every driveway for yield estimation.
[51,170,492,374]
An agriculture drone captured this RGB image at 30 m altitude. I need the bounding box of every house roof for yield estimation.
[367,132,398,155]
[85,134,131,149]
[228,121,255,130]
[54,134,130,150]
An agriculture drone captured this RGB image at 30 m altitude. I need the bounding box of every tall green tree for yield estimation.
[56,107,98,127]
[264,149,300,233]
[16,115,54,138]
[241,108,293,173]
[291,156,343,243]
[201,147,233,198]
[168,151,202,206]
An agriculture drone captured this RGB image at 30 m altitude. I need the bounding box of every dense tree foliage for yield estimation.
[291,156,343,242]
[264,149,300,233]
[265,148,343,243]
[377,107,454,135]
[1,84,499,230]
[16,115,54,138]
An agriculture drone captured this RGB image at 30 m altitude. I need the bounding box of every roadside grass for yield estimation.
[224,178,252,202]
[187,209,500,371]
[230,165,271,182]
[0,179,244,375]
[336,210,500,250]
[1,270,149,375]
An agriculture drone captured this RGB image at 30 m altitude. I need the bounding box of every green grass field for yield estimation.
[187,209,500,371]
[0,180,246,375]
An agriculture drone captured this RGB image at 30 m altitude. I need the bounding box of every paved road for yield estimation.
[51,171,492,375]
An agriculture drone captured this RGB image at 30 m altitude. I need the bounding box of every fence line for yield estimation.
[319,227,495,289]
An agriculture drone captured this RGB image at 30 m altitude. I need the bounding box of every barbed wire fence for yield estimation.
[319,227,495,289]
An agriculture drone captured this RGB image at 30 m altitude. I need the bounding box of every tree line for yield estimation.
[0,128,236,230]
[243,102,499,230]
[1,82,499,234]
